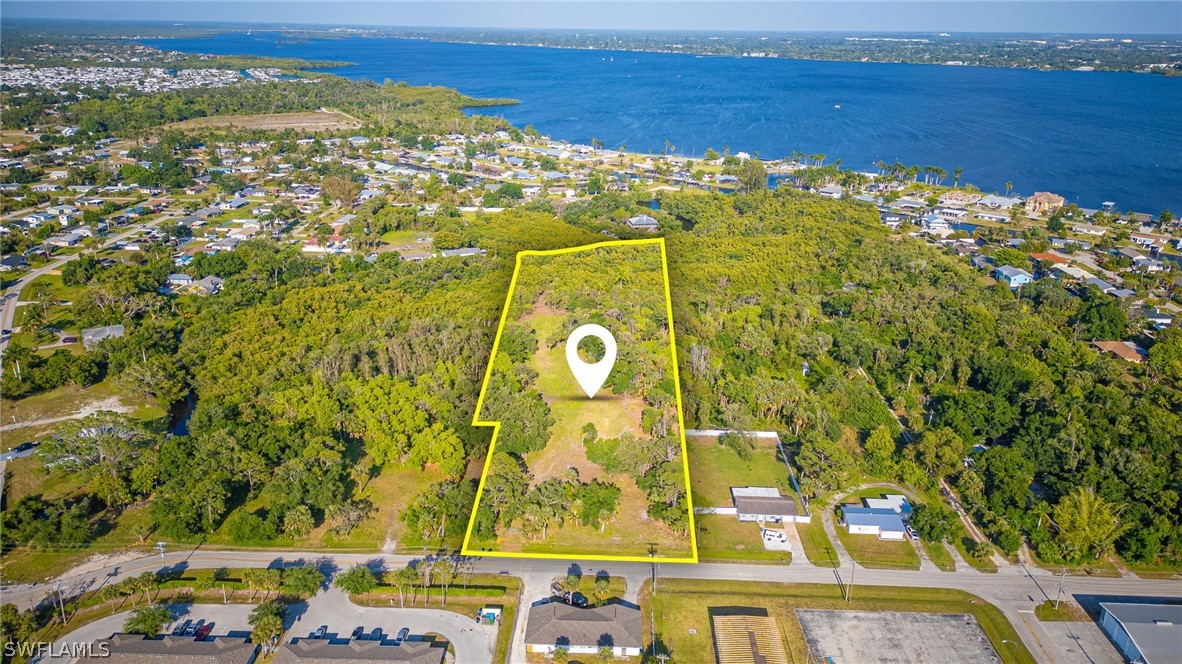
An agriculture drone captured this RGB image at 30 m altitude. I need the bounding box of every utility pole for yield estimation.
[845,560,856,602]
[1054,567,1066,609]
[155,542,166,562]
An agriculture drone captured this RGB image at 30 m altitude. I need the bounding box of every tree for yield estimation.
[249,601,286,648]
[576,481,621,531]
[41,412,154,484]
[909,503,954,542]
[321,175,362,206]
[123,604,172,635]
[392,566,419,608]
[334,565,378,595]
[1052,487,1128,562]
[599,644,615,662]
[906,428,965,480]
[553,647,570,664]
[283,505,316,538]
[117,356,188,406]
[863,425,897,476]
[593,575,611,606]
[281,564,325,597]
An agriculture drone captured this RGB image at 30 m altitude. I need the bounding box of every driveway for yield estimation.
[41,603,257,664]
[294,586,496,662]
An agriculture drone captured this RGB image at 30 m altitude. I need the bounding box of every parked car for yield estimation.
[549,582,589,608]
[172,619,192,636]
[312,625,327,639]
[183,620,200,636]
[194,623,213,640]
[370,627,383,642]
[351,626,365,640]
[13,442,37,453]
[396,627,410,642]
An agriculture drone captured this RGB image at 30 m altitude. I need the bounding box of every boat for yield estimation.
[834,104,841,109]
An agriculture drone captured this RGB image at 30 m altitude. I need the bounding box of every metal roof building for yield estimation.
[1099,603,1182,664]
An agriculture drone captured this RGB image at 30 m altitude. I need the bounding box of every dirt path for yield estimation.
[0,396,132,432]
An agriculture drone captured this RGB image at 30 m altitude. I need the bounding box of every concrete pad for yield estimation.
[796,609,1001,663]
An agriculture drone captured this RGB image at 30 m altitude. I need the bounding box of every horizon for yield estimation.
[2,1,1180,36]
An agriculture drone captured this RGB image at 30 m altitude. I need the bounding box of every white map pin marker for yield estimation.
[566,324,617,399]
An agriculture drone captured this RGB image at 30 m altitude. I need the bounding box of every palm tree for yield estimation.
[1005,181,1013,197]
[953,167,964,187]
[2,341,33,380]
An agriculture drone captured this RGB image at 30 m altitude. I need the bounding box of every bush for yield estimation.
[226,510,277,545]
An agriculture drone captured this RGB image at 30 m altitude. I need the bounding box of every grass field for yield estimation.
[165,110,361,132]
[1,379,165,436]
[1034,600,1089,622]
[694,514,790,563]
[685,436,792,507]
[796,520,839,568]
[923,540,958,571]
[645,578,1035,664]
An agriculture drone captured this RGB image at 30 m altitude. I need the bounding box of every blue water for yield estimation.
[151,34,1182,212]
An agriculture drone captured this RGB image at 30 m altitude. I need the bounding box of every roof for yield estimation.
[81,634,256,663]
[81,324,126,343]
[524,601,643,649]
[1100,603,1182,664]
[731,488,798,518]
[1092,341,1148,363]
[274,638,446,664]
[841,506,905,532]
[1029,253,1067,264]
[712,615,790,664]
[626,214,659,229]
[994,265,1033,280]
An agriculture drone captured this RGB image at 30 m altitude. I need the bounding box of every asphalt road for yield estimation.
[4,548,1177,664]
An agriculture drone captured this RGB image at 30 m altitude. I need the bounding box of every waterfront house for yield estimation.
[817,184,844,199]
[1069,222,1108,237]
[1025,191,1065,216]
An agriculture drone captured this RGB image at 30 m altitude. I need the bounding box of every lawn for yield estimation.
[694,514,790,563]
[644,578,1035,664]
[923,540,957,572]
[685,436,792,508]
[17,273,88,303]
[795,520,839,568]
[381,229,431,247]
[1127,561,1182,579]
[0,378,166,435]
[951,530,999,573]
[1034,600,1088,622]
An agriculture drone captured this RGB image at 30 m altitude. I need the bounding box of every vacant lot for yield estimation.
[645,579,1034,664]
[797,609,1001,663]
[686,435,792,508]
[694,514,789,563]
[166,110,360,132]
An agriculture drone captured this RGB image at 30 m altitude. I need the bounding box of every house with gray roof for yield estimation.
[274,637,445,663]
[81,324,125,349]
[81,633,257,663]
[525,601,643,657]
[1099,603,1182,664]
[730,487,803,524]
[625,214,659,231]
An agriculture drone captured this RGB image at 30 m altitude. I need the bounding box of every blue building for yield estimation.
[993,265,1034,288]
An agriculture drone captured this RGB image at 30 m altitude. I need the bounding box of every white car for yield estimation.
[761,529,787,543]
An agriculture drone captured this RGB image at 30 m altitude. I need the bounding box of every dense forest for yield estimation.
[3,184,1178,568]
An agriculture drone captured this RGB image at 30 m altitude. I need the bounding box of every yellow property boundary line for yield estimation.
[460,238,699,563]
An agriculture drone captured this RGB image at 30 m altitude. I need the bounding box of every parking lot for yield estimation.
[796,609,1001,663]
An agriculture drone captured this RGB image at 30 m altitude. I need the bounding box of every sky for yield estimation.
[1,1,1180,34]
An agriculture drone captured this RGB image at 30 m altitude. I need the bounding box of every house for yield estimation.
[626,214,660,231]
[1098,603,1182,664]
[81,324,126,349]
[840,506,906,540]
[993,265,1034,288]
[1087,277,1118,294]
[274,637,444,664]
[863,494,912,517]
[730,487,805,524]
[975,212,1009,223]
[80,633,257,663]
[976,194,1022,209]
[207,237,240,252]
[1050,237,1092,251]
[167,273,194,288]
[524,601,643,657]
[1092,341,1148,364]
[938,190,981,206]
[816,184,844,199]
[921,214,950,233]
[1024,191,1065,216]
[440,247,487,258]
[1069,222,1108,237]
[712,615,790,664]
[46,231,85,248]
[1051,265,1093,282]
[0,254,28,271]
[220,197,249,210]
[933,206,968,219]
